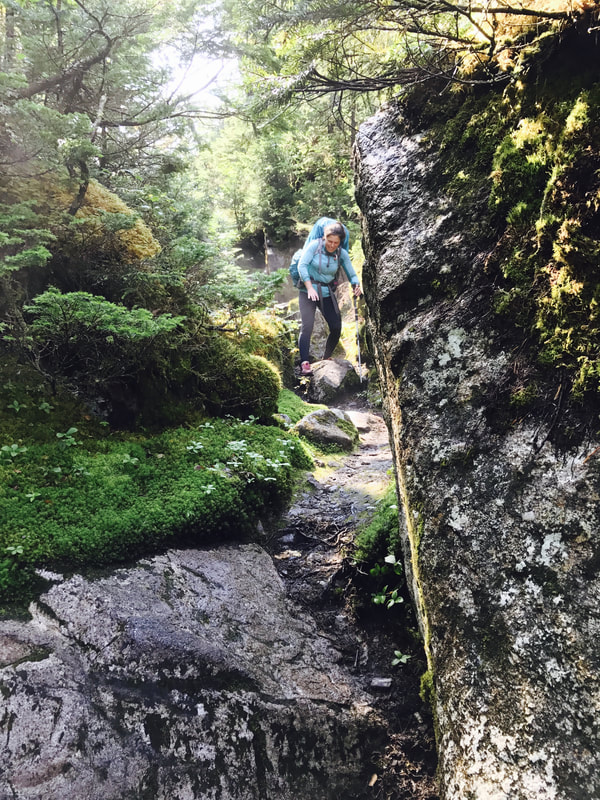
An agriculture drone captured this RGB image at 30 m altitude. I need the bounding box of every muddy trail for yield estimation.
[268,396,439,800]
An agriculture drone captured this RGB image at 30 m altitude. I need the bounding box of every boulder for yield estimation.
[0,545,382,800]
[294,408,359,451]
[308,358,361,403]
[355,106,600,798]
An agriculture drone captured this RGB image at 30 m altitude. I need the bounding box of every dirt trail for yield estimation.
[268,396,439,800]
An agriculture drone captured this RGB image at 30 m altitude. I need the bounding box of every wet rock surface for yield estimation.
[0,546,381,800]
[0,396,438,800]
[271,397,439,799]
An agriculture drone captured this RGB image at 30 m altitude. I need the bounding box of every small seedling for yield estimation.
[391,650,412,666]
[56,427,79,447]
[186,441,204,454]
[1,443,28,460]
[372,586,404,608]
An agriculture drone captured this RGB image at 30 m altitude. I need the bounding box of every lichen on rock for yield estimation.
[354,52,600,799]
[0,545,382,799]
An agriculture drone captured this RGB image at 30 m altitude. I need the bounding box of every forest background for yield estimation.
[0,0,596,602]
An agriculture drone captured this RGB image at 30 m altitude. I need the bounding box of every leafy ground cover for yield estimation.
[0,370,313,605]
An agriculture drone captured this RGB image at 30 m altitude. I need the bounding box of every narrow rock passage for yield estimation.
[269,397,439,800]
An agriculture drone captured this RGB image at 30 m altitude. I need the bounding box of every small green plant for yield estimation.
[186,441,204,454]
[56,427,79,447]
[7,399,26,413]
[1,443,28,460]
[38,401,53,414]
[373,585,404,609]
[371,554,405,609]
[391,650,412,666]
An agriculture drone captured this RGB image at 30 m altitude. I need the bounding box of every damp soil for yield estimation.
[267,395,439,800]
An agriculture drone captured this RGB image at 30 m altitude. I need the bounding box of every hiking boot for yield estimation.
[300,361,313,375]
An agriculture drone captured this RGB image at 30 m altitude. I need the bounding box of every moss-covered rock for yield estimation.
[293,408,358,452]
[355,31,600,797]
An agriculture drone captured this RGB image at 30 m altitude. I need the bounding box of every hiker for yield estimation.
[297,220,361,375]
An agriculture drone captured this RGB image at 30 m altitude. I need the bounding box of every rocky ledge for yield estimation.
[0,545,382,800]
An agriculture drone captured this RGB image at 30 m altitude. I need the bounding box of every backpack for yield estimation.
[305,216,350,251]
[288,217,350,287]
[289,249,303,287]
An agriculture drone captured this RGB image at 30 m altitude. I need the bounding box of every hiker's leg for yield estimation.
[298,291,318,363]
[321,295,342,359]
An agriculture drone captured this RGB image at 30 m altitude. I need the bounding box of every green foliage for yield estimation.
[0,414,311,603]
[371,554,405,609]
[198,264,288,321]
[22,287,184,394]
[26,288,183,341]
[353,482,400,565]
[392,650,412,667]
[0,200,55,276]
[205,103,361,241]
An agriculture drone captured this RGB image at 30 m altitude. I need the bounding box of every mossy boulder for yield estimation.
[202,335,281,422]
[294,408,359,451]
[308,359,361,403]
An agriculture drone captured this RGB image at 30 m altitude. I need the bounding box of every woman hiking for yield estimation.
[297,220,361,375]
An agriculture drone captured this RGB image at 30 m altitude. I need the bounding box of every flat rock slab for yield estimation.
[0,545,382,800]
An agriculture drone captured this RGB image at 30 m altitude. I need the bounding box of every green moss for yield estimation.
[277,387,326,424]
[353,482,400,565]
[335,416,360,446]
[419,669,435,707]
[0,415,312,605]
[421,61,600,406]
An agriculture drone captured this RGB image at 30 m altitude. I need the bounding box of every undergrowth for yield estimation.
[352,482,401,567]
[0,370,313,606]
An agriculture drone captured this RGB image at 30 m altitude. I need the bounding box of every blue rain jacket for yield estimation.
[297,239,359,297]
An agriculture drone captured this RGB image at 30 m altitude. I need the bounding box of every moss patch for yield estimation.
[410,37,600,424]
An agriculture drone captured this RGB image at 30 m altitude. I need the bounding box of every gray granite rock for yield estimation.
[294,407,359,451]
[355,106,600,799]
[308,359,361,403]
[0,545,382,800]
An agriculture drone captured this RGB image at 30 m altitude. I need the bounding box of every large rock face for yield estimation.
[0,545,381,799]
[355,108,600,799]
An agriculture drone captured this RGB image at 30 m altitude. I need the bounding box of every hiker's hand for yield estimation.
[353,284,362,297]
[306,284,319,302]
